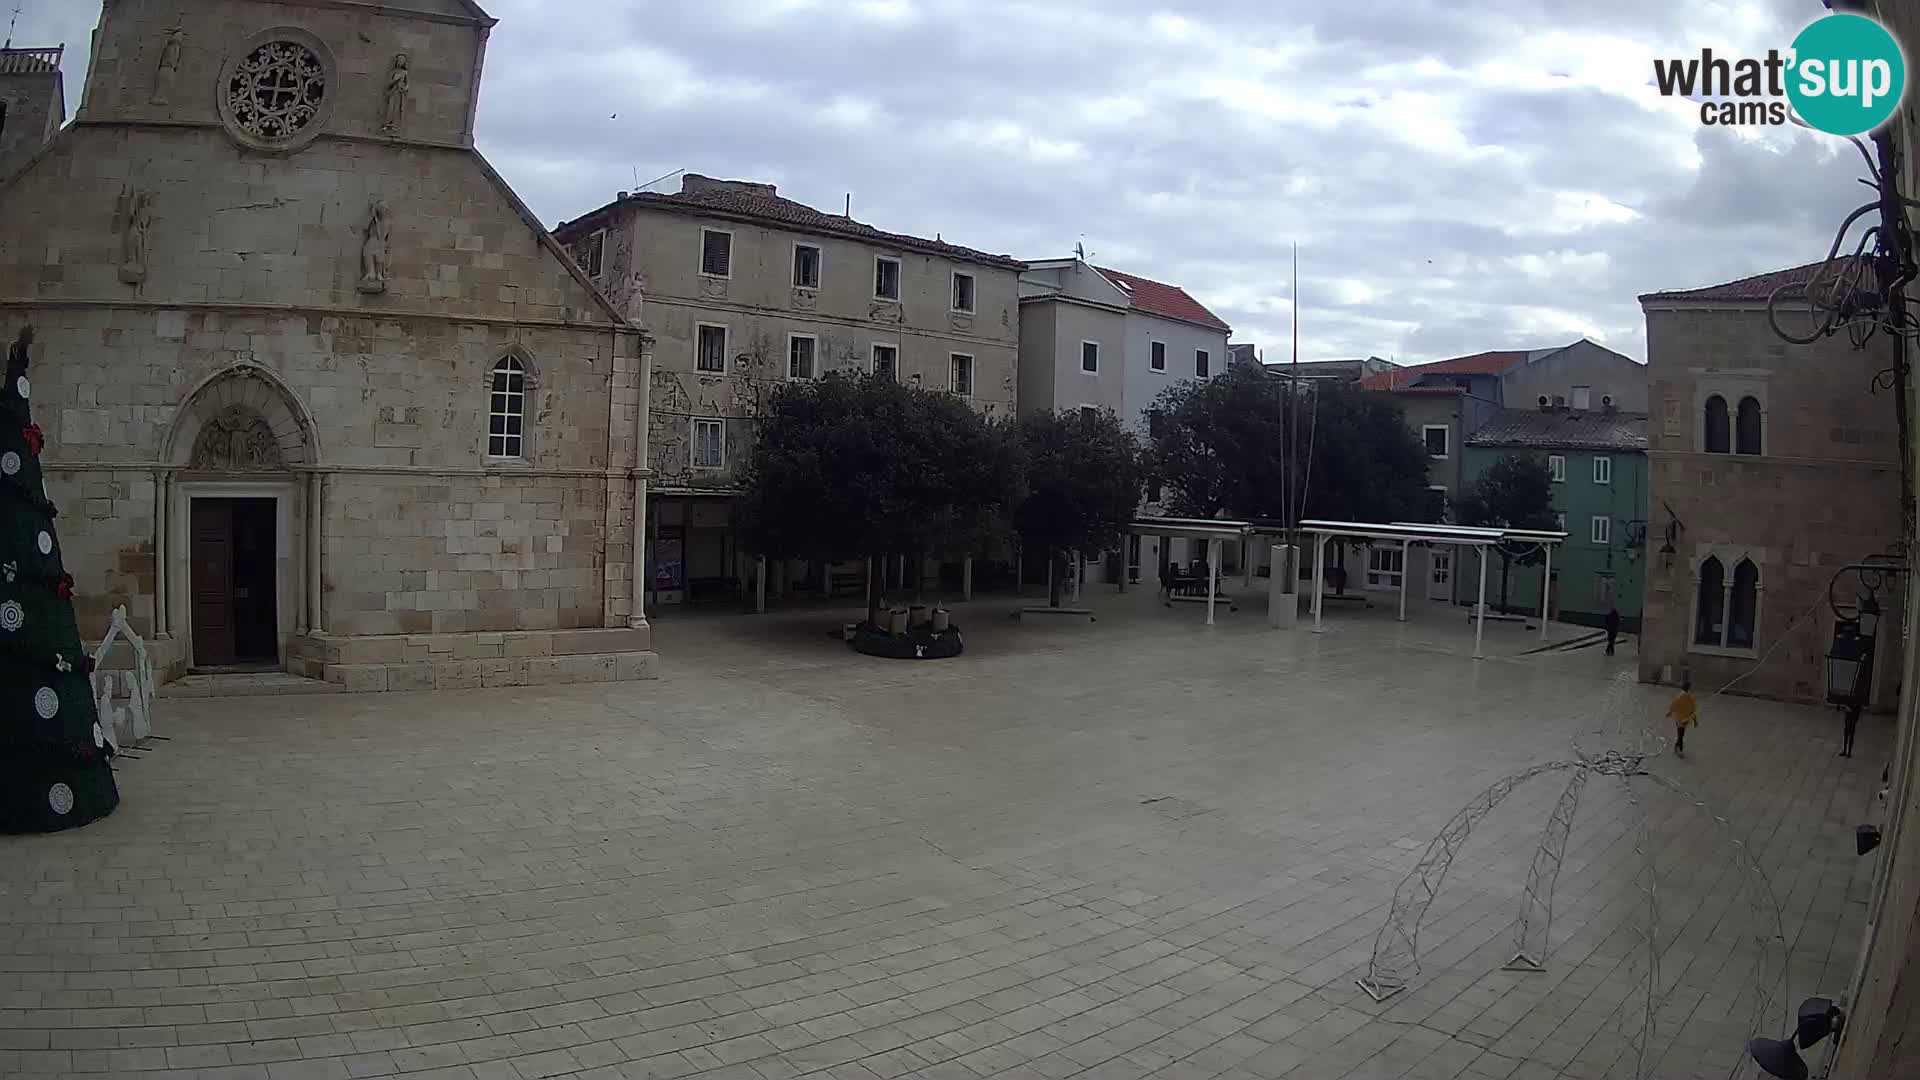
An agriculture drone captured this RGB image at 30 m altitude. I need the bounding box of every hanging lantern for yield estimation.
[1826,619,1868,705]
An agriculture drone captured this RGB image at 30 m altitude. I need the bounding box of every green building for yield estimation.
[1462,408,1649,630]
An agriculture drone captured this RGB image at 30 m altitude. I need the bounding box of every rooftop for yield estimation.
[1362,349,1528,391]
[1467,407,1649,452]
[0,45,62,75]
[1092,266,1231,332]
[1638,256,1871,303]
[562,175,1024,271]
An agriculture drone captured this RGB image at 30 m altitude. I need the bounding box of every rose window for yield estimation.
[225,41,326,143]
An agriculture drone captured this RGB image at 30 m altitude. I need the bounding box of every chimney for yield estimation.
[681,174,777,198]
[616,190,628,201]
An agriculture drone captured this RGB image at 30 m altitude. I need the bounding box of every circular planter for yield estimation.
[849,620,963,660]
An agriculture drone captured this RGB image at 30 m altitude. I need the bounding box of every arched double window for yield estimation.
[1694,554,1759,651]
[488,355,527,459]
[1703,394,1730,454]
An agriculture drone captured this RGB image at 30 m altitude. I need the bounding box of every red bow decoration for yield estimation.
[22,424,43,455]
[55,573,73,599]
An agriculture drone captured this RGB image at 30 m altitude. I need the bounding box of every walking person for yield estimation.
[1841,702,1862,758]
[1667,678,1699,758]
[1604,606,1621,656]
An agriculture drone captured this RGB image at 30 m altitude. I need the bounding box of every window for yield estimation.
[1694,556,1725,645]
[1151,341,1166,372]
[1081,341,1100,373]
[1571,385,1591,411]
[951,271,975,314]
[792,243,821,290]
[950,353,974,396]
[1590,515,1611,545]
[1427,485,1449,522]
[1704,394,1730,453]
[1593,456,1612,484]
[1548,455,1566,482]
[700,228,732,277]
[1366,546,1405,588]
[1595,574,1616,607]
[1692,554,1760,653]
[874,256,901,301]
[487,356,526,458]
[1195,349,1211,378]
[788,334,816,379]
[871,343,898,382]
[692,419,724,468]
[571,229,605,279]
[695,323,727,373]
[1736,396,1763,455]
[1080,405,1101,425]
[1423,425,1450,459]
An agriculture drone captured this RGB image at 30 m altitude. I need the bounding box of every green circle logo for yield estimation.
[1787,13,1907,136]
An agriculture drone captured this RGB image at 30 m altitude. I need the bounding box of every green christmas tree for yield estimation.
[0,327,118,832]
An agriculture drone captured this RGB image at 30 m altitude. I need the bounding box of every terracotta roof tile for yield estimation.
[1468,408,1649,452]
[1638,256,1871,303]
[1092,266,1231,332]
[1361,349,1528,391]
[571,187,1024,271]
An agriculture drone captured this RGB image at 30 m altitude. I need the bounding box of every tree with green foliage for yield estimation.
[737,372,1024,625]
[1013,407,1145,608]
[1,328,119,833]
[1455,453,1559,612]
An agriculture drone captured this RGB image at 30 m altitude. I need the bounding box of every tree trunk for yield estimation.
[912,547,924,605]
[1048,550,1064,608]
[1499,555,1512,613]
[865,556,881,627]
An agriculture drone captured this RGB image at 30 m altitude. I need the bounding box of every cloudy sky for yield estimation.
[19,0,1884,363]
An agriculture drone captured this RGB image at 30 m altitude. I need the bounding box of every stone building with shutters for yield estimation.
[1637,259,1904,706]
[0,43,66,183]
[553,176,1022,608]
[0,0,656,691]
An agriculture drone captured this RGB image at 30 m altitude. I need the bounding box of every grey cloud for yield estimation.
[21,1,1899,365]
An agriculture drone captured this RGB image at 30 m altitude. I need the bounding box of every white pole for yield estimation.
[1312,534,1326,633]
[1206,538,1218,626]
[1540,544,1552,641]
[962,556,973,602]
[756,555,767,614]
[1398,539,1409,622]
[1474,544,1489,659]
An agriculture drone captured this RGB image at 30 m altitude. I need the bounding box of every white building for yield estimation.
[1017,257,1231,583]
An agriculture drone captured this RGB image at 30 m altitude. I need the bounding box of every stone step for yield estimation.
[320,650,659,693]
[157,672,345,698]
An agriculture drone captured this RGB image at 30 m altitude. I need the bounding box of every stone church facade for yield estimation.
[0,0,656,691]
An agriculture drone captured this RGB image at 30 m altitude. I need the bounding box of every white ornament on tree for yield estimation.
[1,450,17,475]
[15,375,27,399]
[36,531,51,555]
[54,652,70,672]
[47,784,72,815]
[33,686,58,719]
[0,600,21,631]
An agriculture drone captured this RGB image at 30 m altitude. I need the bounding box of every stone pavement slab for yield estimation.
[0,591,1883,1079]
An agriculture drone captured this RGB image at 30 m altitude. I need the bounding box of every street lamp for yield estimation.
[1826,619,1869,706]
[1748,997,1845,1080]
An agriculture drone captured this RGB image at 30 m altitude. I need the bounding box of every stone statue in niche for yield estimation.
[358,199,390,294]
[150,25,184,105]
[381,53,409,135]
[117,188,153,286]
[189,407,284,471]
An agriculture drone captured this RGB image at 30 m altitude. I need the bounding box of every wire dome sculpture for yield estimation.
[1355,672,1790,1080]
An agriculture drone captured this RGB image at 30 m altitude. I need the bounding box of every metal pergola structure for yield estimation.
[1299,520,1567,658]
[1124,517,1254,626]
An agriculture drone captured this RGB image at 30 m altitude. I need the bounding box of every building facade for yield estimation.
[1637,262,1904,705]
[1462,407,1649,628]
[1017,257,1231,581]
[0,0,655,691]
[0,45,64,182]
[553,175,1022,607]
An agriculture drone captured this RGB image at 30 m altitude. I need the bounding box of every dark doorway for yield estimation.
[190,498,278,668]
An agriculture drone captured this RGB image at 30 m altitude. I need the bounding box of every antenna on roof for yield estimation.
[1073,238,1088,261]
[4,5,20,48]
[844,193,851,217]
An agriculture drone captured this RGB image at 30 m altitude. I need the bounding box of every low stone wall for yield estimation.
[287,626,657,692]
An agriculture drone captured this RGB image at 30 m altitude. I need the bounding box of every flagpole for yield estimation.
[1290,243,1300,544]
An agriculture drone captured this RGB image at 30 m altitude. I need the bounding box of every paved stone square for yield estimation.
[0,591,1886,1079]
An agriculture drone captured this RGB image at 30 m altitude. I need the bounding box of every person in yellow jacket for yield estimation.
[1667,678,1699,757]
